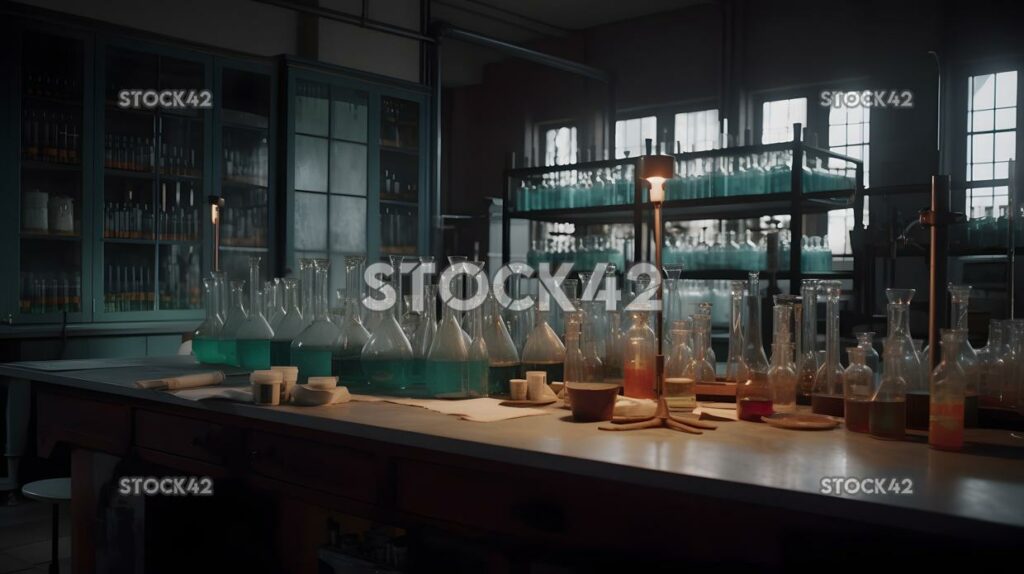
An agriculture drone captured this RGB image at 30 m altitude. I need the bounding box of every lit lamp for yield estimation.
[209,195,225,272]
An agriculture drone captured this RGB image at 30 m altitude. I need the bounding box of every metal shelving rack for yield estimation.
[502,125,865,300]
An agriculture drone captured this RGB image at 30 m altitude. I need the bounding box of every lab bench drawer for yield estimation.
[246,431,378,503]
[135,410,237,466]
[37,389,132,456]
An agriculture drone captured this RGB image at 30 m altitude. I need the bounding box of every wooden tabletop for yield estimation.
[4,356,1023,537]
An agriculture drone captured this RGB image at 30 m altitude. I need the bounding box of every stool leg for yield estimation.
[50,503,59,574]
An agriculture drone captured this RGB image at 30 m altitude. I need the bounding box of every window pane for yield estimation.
[329,195,366,252]
[829,124,846,146]
[330,141,367,195]
[996,71,1018,108]
[995,107,1016,130]
[674,109,719,152]
[972,74,996,110]
[972,133,994,163]
[296,80,329,136]
[615,115,657,158]
[294,135,328,192]
[972,109,994,132]
[762,97,807,144]
[294,191,327,250]
[332,91,368,143]
[994,130,1016,162]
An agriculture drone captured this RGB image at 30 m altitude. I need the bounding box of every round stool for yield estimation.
[22,478,70,574]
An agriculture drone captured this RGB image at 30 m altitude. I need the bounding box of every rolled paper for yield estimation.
[510,379,528,401]
[307,376,338,390]
[136,371,225,391]
[526,371,547,401]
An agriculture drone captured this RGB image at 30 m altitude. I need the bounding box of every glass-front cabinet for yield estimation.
[286,62,430,296]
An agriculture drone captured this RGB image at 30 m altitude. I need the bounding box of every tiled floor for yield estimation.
[0,495,70,574]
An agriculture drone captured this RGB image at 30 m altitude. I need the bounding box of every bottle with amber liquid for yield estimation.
[737,273,772,421]
[843,346,873,433]
[622,311,657,399]
[929,329,966,451]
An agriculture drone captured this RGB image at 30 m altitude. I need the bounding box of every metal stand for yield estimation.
[919,175,962,369]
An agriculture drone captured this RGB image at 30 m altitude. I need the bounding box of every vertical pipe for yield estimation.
[789,123,804,294]
[928,175,950,369]
[432,38,443,263]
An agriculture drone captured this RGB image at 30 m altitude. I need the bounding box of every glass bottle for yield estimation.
[483,293,520,396]
[220,280,247,367]
[977,320,1008,408]
[948,284,979,426]
[466,302,489,397]
[696,301,717,366]
[664,319,694,409]
[290,260,339,383]
[768,341,797,413]
[266,279,286,329]
[270,278,305,366]
[235,256,274,370]
[683,314,716,386]
[361,275,413,393]
[843,346,873,433]
[427,283,471,398]
[737,273,772,421]
[812,281,844,416]
[335,256,371,388]
[725,280,747,382]
[886,288,928,429]
[580,315,604,384]
[193,274,225,364]
[856,331,880,387]
[603,309,624,387]
[446,255,472,346]
[930,329,966,451]
[298,258,315,328]
[797,279,820,405]
[521,306,566,384]
[870,345,907,440]
[622,311,657,399]
[563,317,584,392]
[409,284,438,392]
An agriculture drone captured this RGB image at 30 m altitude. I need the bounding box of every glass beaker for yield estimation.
[737,273,771,421]
[622,311,657,399]
[271,278,306,366]
[797,279,820,405]
[843,346,873,433]
[930,329,966,451]
[427,281,471,398]
[235,256,275,370]
[335,256,371,388]
[812,281,844,416]
[886,288,927,429]
[290,260,339,382]
[768,341,797,413]
[724,280,747,383]
[361,275,413,393]
[193,274,225,364]
[220,280,248,367]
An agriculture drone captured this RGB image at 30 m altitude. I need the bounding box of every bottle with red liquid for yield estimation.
[622,311,657,399]
[737,272,772,421]
[929,329,966,451]
[843,346,873,433]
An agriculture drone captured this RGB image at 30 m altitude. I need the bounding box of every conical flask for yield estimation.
[235,256,275,370]
[482,292,519,396]
[220,280,247,367]
[696,301,717,365]
[271,278,305,366]
[737,272,771,421]
[467,302,489,397]
[335,256,371,388]
[193,274,225,364]
[870,343,907,440]
[427,283,471,398]
[811,280,844,416]
[724,280,747,382]
[290,260,339,383]
[361,275,413,393]
[948,284,979,427]
[521,305,566,384]
[885,288,927,429]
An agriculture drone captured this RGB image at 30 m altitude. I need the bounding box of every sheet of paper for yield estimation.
[350,395,549,422]
[693,402,739,421]
[173,386,252,402]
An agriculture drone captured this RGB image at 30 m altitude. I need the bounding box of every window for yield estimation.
[615,115,657,158]
[673,109,719,152]
[966,70,1017,219]
[827,106,871,254]
[543,125,577,167]
[761,97,807,144]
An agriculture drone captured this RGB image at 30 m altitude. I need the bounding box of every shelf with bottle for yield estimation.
[159,244,202,310]
[663,227,836,273]
[380,96,419,151]
[23,71,82,105]
[223,127,269,187]
[19,271,83,315]
[380,165,419,204]
[104,133,156,173]
[220,185,268,248]
[103,244,156,313]
[21,109,81,166]
[381,204,418,254]
[526,233,629,272]
[510,159,637,213]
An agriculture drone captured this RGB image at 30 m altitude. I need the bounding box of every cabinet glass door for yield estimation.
[379,96,420,256]
[219,66,271,283]
[18,30,86,320]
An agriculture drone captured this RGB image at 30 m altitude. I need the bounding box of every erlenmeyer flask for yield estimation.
[725,280,747,382]
[622,311,657,399]
[361,275,413,393]
[930,329,966,451]
[235,256,275,370]
[812,280,844,416]
[521,305,566,384]
[886,288,927,429]
[335,256,371,388]
[737,273,771,421]
[193,274,225,364]
[797,279,820,404]
[271,278,305,366]
[482,293,519,396]
[467,302,489,397]
[870,343,907,440]
[220,280,247,367]
[843,346,873,433]
[427,283,471,398]
[290,260,339,383]
[948,284,979,427]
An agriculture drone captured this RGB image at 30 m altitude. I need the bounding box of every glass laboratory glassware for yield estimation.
[521,306,566,384]
[622,311,657,399]
[696,301,717,366]
[220,280,247,367]
[266,279,285,329]
[427,282,471,398]
[580,315,604,384]
[725,280,747,382]
[948,284,979,426]
[361,275,414,394]
[193,275,225,364]
[298,258,315,327]
[930,329,966,451]
[870,344,907,440]
[604,309,624,387]
[270,278,305,366]
[409,284,438,391]
[335,256,371,388]
[235,256,274,370]
[563,316,584,395]
[466,302,489,397]
[843,346,873,433]
[737,273,772,421]
[446,255,471,345]
[399,258,422,340]
[768,341,797,413]
[812,281,845,417]
[289,260,338,382]
[797,279,820,404]
[856,332,880,387]
[680,317,716,410]
[483,293,520,396]
[977,320,1008,408]
[886,288,928,429]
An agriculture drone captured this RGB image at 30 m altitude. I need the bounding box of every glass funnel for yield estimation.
[521,304,566,384]
[235,256,274,370]
[812,281,844,417]
[843,346,873,433]
[220,280,248,367]
[427,281,471,398]
[930,329,966,451]
[361,274,413,394]
[768,341,797,414]
[334,256,371,388]
[622,311,657,399]
[870,344,907,440]
[737,273,771,422]
[270,278,305,366]
[797,279,820,405]
[886,287,927,429]
[193,274,225,364]
[483,292,519,396]
[290,260,339,383]
[724,280,747,383]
